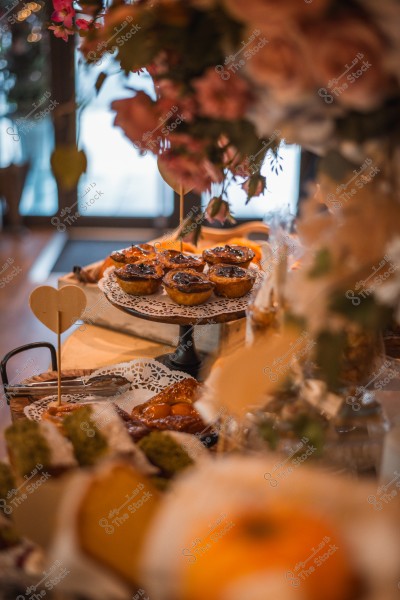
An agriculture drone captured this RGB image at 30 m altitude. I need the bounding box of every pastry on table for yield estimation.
[115,261,164,295]
[115,405,152,442]
[62,403,156,473]
[110,243,157,268]
[49,462,160,594]
[5,419,77,478]
[208,264,256,298]
[203,244,255,268]
[131,379,206,434]
[138,431,209,479]
[42,402,86,428]
[163,269,214,306]
[140,457,391,600]
[159,250,205,273]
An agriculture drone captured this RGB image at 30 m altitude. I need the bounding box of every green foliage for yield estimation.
[309,248,332,278]
[315,331,347,391]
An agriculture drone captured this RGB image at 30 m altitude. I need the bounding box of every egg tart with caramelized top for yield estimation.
[110,243,157,268]
[159,250,205,273]
[203,244,255,268]
[163,269,214,305]
[115,261,164,295]
[208,264,256,298]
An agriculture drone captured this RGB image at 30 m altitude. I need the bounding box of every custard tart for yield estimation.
[110,243,157,268]
[208,264,256,298]
[159,250,205,273]
[115,262,164,295]
[163,269,214,305]
[203,244,255,268]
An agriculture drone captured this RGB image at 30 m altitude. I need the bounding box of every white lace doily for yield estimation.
[24,358,192,421]
[98,266,263,323]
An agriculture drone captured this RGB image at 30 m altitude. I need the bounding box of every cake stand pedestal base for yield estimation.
[156,324,206,379]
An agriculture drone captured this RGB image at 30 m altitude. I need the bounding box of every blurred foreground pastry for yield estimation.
[141,456,400,600]
[5,419,77,477]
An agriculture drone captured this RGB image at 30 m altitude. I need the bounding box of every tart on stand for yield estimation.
[203,245,255,269]
[163,269,214,306]
[115,262,164,295]
[208,264,256,298]
[159,250,205,273]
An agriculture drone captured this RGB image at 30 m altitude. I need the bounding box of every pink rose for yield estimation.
[49,23,74,41]
[112,92,161,152]
[157,86,197,122]
[158,152,223,194]
[218,136,249,176]
[75,18,91,30]
[205,197,233,224]
[241,176,265,197]
[192,68,252,120]
[51,0,75,30]
[244,26,314,103]
[306,18,389,111]
[223,0,328,26]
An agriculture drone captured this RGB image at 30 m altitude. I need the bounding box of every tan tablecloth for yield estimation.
[60,324,173,370]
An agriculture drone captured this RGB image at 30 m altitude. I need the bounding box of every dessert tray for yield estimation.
[98,265,263,378]
[23,358,192,421]
[99,264,263,325]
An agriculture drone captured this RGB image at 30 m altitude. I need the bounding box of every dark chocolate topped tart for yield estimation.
[203,244,255,267]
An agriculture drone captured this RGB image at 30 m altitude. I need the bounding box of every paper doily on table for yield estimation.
[98,266,263,320]
[24,358,193,421]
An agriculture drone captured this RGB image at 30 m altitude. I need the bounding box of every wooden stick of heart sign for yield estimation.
[158,157,194,252]
[29,285,87,406]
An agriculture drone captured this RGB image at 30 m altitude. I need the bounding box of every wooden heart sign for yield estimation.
[157,156,194,195]
[29,285,87,333]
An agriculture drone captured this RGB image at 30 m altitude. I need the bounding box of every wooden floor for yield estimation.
[0,228,59,437]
